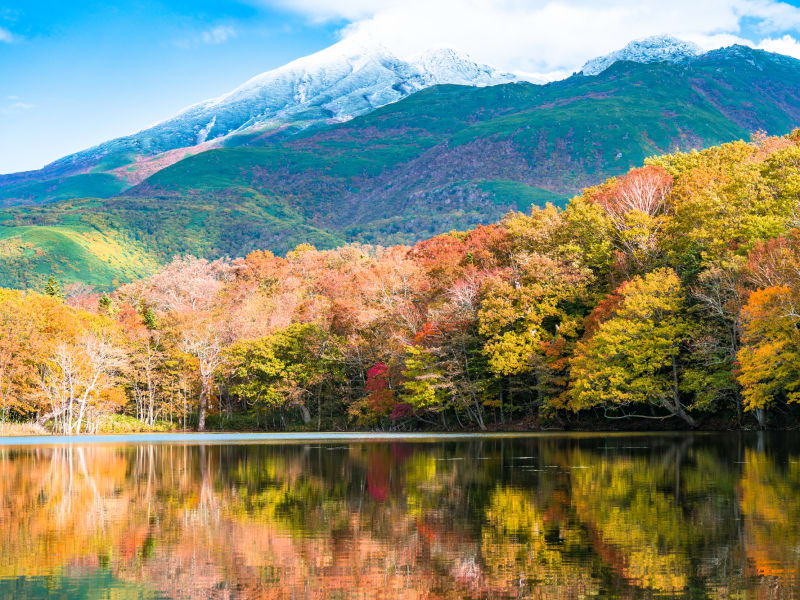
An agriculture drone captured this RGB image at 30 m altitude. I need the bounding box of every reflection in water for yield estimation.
[0,434,798,599]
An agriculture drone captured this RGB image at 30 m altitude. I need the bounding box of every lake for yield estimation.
[0,432,798,599]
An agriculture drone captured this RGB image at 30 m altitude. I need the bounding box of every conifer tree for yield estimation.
[98,293,113,314]
[43,276,63,299]
[142,307,158,330]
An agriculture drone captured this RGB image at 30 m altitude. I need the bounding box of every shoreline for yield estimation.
[0,430,753,446]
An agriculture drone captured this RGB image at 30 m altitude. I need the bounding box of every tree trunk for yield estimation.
[673,402,697,428]
[499,381,505,425]
[292,401,311,425]
[197,383,208,431]
[36,407,64,427]
[671,354,696,428]
[472,396,487,431]
[754,407,766,429]
[658,396,697,427]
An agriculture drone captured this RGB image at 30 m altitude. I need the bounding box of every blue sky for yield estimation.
[4,0,800,174]
[0,1,341,173]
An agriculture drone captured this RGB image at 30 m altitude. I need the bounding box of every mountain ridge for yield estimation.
[2,35,796,207]
[0,37,517,193]
[3,44,800,288]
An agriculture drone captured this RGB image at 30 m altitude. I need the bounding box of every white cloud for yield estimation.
[270,0,377,21]
[758,34,800,59]
[0,101,34,117]
[259,0,800,76]
[202,25,236,45]
[0,26,14,43]
[173,24,237,49]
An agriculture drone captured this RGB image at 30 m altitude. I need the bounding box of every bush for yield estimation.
[0,422,47,436]
[96,414,180,433]
[204,412,263,432]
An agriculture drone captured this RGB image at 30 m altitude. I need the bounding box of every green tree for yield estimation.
[400,345,446,411]
[98,293,113,314]
[227,323,342,426]
[43,276,63,299]
[141,307,158,330]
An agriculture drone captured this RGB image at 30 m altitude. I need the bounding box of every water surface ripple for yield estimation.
[0,432,796,598]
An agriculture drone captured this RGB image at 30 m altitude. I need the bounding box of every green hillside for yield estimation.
[0,173,127,207]
[1,46,800,288]
[0,193,344,289]
[0,222,158,288]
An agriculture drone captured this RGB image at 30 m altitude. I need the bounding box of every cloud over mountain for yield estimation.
[262,0,800,78]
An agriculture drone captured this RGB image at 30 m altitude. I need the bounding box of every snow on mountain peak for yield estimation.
[137,38,519,156]
[37,38,521,182]
[182,36,396,113]
[581,35,705,76]
[407,47,517,86]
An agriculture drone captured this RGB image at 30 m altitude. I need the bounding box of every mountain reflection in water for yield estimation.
[0,433,798,599]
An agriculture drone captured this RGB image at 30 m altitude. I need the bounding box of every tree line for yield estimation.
[3,131,800,432]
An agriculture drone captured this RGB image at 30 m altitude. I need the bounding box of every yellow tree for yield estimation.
[735,231,800,423]
[655,138,800,272]
[37,330,126,434]
[569,268,697,426]
[0,288,125,432]
[737,286,800,412]
[0,290,46,425]
[400,344,446,412]
[478,251,589,407]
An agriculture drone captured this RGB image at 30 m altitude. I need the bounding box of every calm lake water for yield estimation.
[0,432,799,599]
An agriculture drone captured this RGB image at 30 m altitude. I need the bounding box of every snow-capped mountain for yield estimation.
[409,47,518,87]
[581,35,705,76]
[41,37,518,178]
[6,33,789,197]
[175,39,517,143]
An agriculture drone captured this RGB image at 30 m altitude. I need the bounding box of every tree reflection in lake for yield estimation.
[0,434,798,599]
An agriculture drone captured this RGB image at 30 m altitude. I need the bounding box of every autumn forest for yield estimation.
[4,132,800,433]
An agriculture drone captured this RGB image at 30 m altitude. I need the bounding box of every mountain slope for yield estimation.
[2,44,800,289]
[0,221,159,287]
[0,38,516,205]
[130,45,800,228]
[0,34,782,209]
